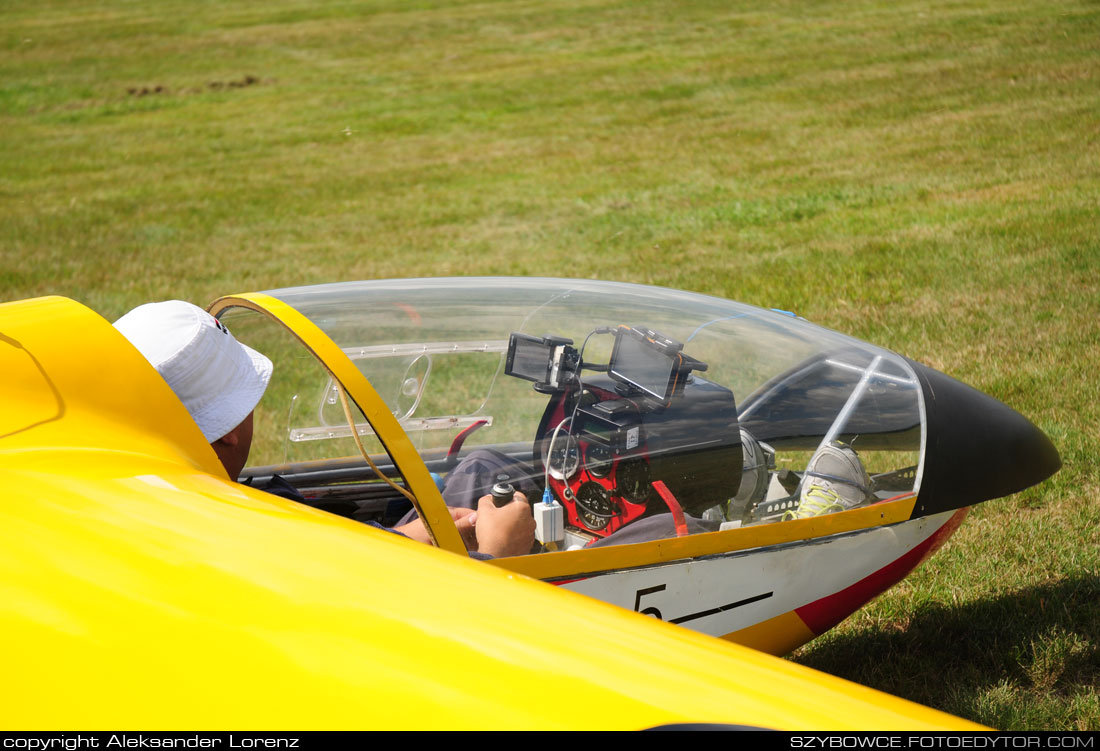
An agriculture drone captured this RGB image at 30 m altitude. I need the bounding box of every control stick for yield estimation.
[491,482,516,507]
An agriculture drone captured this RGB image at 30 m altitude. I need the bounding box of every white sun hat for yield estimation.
[114,300,273,442]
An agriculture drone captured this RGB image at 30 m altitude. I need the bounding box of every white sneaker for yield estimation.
[784,441,870,520]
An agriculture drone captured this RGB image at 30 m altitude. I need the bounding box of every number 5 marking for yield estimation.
[633,584,667,619]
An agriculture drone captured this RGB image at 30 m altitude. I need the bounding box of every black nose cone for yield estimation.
[907,358,1061,518]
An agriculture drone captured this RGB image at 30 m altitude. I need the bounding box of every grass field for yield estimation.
[3,0,1098,730]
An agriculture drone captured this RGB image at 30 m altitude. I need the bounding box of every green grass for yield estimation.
[3,0,1098,730]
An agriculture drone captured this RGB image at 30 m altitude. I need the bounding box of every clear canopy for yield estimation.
[222,278,925,550]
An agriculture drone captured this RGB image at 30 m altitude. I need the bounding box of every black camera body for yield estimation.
[583,375,741,512]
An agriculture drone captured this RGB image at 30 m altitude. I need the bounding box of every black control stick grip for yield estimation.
[491,482,516,507]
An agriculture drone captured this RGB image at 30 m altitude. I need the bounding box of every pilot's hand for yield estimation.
[395,507,478,550]
[449,507,480,551]
[471,491,535,558]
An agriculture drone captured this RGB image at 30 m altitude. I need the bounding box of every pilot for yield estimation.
[113,300,535,558]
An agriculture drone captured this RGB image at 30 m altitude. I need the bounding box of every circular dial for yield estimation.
[584,442,613,478]
[546,433,580,481]
[575,482,615,530]
[615,458,651,504]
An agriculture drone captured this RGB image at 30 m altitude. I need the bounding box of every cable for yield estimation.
[565,324,615,441]
[336,383,417,506]
[685,313,748,343]
[541,325,608,495]
[544,415,573,494]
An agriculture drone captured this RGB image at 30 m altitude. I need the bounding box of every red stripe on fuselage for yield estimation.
[795,508,970,636]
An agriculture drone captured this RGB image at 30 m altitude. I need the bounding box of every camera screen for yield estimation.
[609,330,677,402]
[506,334,554,383]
